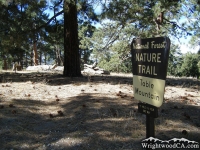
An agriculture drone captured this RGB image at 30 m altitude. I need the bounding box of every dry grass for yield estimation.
[0,70,200,150]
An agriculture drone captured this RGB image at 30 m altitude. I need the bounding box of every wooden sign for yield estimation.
[131,37,170,107]
[138,102,158,118]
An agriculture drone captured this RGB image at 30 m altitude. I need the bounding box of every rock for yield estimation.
[26,65,64,71]
[82,64,110,75]
[26,65,50,71]
[53,66,64,71]
[84,62,97,69]
[82,62,110,75]
[82,68,95,75]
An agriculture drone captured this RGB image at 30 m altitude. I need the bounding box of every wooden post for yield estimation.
[146,116,155,138]
[138,103,158,139]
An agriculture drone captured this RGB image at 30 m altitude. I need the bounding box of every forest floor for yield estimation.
[0,70,200,150]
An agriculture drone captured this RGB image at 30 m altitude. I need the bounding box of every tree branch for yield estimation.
[164,18,185,31]
[102,24,124,50]
[163,26,181,42]
[28,10,64,33]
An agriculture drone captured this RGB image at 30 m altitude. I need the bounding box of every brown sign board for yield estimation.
[138,103,158,118]
[131,37,170,107]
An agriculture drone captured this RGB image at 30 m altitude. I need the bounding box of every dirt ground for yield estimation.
[0,70,200,150]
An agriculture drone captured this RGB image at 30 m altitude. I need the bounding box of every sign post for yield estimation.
[131,37,170,138]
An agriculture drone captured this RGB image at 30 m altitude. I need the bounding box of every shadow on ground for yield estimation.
[0,71,199,88]
[0,92,200,150]
[0,71,200,150]
[0,93,144,150]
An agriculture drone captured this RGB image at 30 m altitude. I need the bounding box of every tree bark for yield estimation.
[33,40,38,66]
[3,59,7,70]
[63,0,82,77]
[30,51,33,66]
[55,45,63,66]
[39,51,42,65]
[44,52,47,65]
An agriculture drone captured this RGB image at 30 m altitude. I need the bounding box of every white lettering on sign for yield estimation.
[132,42,149,49]
[134,41,163,76]
[136,53,161,63]
[138,65,157,75]
[151,41,166,49]
[133,41,166,50]
[132,37,170,107]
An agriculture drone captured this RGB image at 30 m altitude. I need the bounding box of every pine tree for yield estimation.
[167,44,182,76]
[0,0,49,67]
[63,0,98,77]
[63,0,81,77]
[181,53,199,78]
[0,0,97,73]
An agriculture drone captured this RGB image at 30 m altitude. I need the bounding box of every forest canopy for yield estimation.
[0,0,199,78]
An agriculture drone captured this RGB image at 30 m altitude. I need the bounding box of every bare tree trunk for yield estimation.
[33,41,38,66]
[20,52,23,70]
[30,51,33,66]
[55,45,59,65]
[59,47,63,65]
[3,59,7,70]
[63,0,81,77]
[55,45,63,66]
[44,52,47,65]
[25,52,28,68]
[39,51,42,65]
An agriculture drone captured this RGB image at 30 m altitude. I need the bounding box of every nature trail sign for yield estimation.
[131,37,170,107]
[131,37,170,139]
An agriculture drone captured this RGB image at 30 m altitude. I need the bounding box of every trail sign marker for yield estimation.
[138,102,158,118]
[131,37,170,140]
[131,37,170,107]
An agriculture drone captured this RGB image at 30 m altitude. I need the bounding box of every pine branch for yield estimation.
[26,10,64,33]
[102,24,124,50]
[163,26,180,43]
[163,18,191,35]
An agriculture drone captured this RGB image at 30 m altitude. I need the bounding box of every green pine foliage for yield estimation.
[167,44,183,76]
[198,61,200,75]
[0,0,200,76]
[79,23,96,69]
[181,53,199,78]
[90,21,133,73]
[0,60,3,70]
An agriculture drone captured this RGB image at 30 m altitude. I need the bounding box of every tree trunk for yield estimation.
[59,47,63,65]
[63,0,82,77]
[30,51,33,66]
[55,45,62,66]
[25,53,27,67]
[20,51,23,70]
[33,40,38,66]
[44,52,47,65]
[3,59,7,70]
[39,51,42,65]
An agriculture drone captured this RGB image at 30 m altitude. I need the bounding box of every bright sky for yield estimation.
[178,42,199,54]
[172,16,199,54]
[173,36,199,54]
